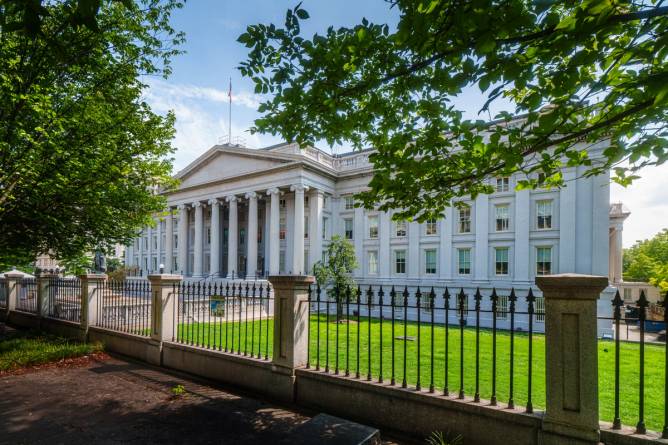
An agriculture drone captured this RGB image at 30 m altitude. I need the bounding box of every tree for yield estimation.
[313,235,358,320]
[239,1,668,221]
[624,228,668,290]
[0,0,184,269]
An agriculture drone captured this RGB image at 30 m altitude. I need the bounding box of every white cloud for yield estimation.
[611,163,668,247]
[145,78,264,110]
[142,79,265,171]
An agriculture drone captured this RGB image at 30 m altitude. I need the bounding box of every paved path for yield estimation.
[0,355,315,444]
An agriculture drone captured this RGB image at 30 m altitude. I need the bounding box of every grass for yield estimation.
[177,315,667,433]
[0,329,103,372]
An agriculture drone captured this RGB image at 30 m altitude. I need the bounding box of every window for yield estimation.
[152,257,157,271]
[206,227,211,244]
[279,216,286,240]
[458,249,471,275]
[240,228,246,246]
[395,220,407,237]
[395,250,406,274]
[495,247,509,275]
[536,247,552,275]
[279,250,286,272]
[322,217,328,239]
[495,205,510,231]
[173,234,178,249]
[223,228,229,243]
[368,215,379,238]
[496,177,510,192]
[152,235,158,250]
[536,200,553,229]
[425,249,437,274]
[497,295,509,319]
[304,216,309,239]
[535,297,545,322]
[344,218,354,240]
[425,218,438,236]
[458,206,471,233]
[368,251,378,275]
[623,288,633,301]
[280,199,286,208]
[173,256,178,272]
[344,195,355,210]
[161,233,166,249]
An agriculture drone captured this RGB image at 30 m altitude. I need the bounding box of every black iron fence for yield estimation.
[306,284,543,412]
[599,290,668,437]
[46,277,81,323]
[16,277,37,313]
[173,281,273,359]
[0,277,6,308]
[96,280,151,336]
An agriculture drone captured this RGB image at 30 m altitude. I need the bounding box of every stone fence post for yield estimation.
[268,275,314,375]
[37,270,58,318]
[80,274,107,331]
[147,274,182,343]
[4,271,24,316]
[536,274,608,445]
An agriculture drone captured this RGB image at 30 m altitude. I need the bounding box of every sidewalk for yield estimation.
[0,354,314,444]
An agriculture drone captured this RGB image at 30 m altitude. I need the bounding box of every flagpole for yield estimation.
[228,77,232,144]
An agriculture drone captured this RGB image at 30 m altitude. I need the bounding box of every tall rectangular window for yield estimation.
[495,205,510,231]
[304,216,309,239]
[344,195,355,210]
[173,256,178,272]
[279,216,286,240]
[623,288,633,301]
[173,234,178,249]
[344,218,354,240]
[368,251,378,275]
[536,200,553,229]
[458,248,471,275]
[322,217,328,239]
[395,250,406,274]
[206,227,211,244]
[535,297,545,322]
[537,247,552,275]
[495,247,509,275]
[497,295,509,319]
[425,218,437,236]
[395,220,407,237]
[425,249,437,274]
[496,177,510,192]
[459,206,471,233]
[368,215,379,238]
[279,250,286,272]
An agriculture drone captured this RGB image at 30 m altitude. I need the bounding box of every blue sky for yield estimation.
[144,0,668,247]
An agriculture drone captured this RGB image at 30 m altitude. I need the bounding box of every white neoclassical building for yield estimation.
[127,140,626,286]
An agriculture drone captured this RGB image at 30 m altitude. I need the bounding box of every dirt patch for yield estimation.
[0,351,110,377]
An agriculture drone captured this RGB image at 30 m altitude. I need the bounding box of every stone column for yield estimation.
[193,202,204,277]
[37,271,55,317]
[147,224,153,273]
[269,275,315,373]
[177,204,188,275]
[308,189,324,274]
[226,195,238,278]
[290,185,308,274]
[474,194,489,281]
[209,199,221,277]
[165,208,174,273]
[80,273,107,330]
[246,192,258,279]
[408,221,420,278]
[379,212,391,278]
[267,188,281,275]
[148,273,182,343]
[559,168,577,274]
[440,206,453,279]
[4,271,24,316]
[514,189,531,282]
[536,274,607,445]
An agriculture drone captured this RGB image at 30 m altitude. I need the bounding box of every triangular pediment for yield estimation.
[177,148,293,188]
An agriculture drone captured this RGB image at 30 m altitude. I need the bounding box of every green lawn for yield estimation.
[0,329,103,371]
[176,315,666,433]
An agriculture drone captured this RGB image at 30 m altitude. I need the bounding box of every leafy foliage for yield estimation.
[239,0,668,221]
[624,228,668,290]
[313,235,358,319]
[0,0,184,267]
